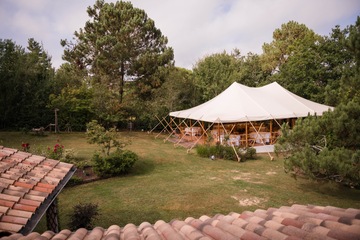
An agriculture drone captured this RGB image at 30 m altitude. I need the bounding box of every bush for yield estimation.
[276,101,360,188]
[238,147,257,161]
[68,202,100,230]
[86,120,124,156]
[93,150,138,178]
[196,144,242,161]
[46,143,64,160]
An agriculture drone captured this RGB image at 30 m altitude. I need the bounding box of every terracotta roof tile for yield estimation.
[281,218,304,228]
[6,204,359,240]
[0,193,20,202]
[18,199,41,207]
[85,227,105,240]
[0,178,15,185]
[0,146,75,235]
[123,223,141,239]
[263,219,284,230]
[2,190,25,198]
[0,182,10,189]
[43,176,61,185]
[280,225,308,239]
[1,173,20,181]
[1,215,28,225]
[36,182,56,190]
[40,231,56,239]
[70,228,89,240]
[56,161,73,170]
[0,206,9,214]
[212,218,248,238]
[13,181,34,190]
[6,209,33,219]
[104,225,121,239]
[13,204,37,213]
[0,200,15,208]
[19,175,41,183]
[154,220,184,240]
[0,222,23,233]
[7,186,30,194]
[3,171,22,180]
[51,229,73,239]
[27,189,49,198]
[140,223,164,240]
[23,193,46,202]
[32,186,52,194]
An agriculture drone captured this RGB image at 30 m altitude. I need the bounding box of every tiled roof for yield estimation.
[4,204,360,240]
[0,146,75,235]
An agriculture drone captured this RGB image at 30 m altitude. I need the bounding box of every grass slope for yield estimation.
[0,131,359,231]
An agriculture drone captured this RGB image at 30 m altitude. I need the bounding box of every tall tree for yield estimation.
[261,21,319,74]
[337,16,360,104]
[323,25,355,105]
[261,21,339,103]
[61,0,174,103]
[238,52,269,87]
[193,50,242,102]
[20,39,54,127]
[152,67,196,113]
[0,39,25,129]
[0,39,54,129]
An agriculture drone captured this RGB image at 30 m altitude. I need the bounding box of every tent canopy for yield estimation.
[169,82,333,123]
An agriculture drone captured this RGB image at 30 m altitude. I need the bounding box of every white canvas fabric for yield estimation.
[169,82,333,123]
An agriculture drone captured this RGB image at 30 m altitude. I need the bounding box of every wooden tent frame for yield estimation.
[150,114,287,161]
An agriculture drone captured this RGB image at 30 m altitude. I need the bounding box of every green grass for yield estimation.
[0,131,359,231]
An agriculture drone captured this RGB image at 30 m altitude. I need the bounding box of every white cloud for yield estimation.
[0,0,359,70]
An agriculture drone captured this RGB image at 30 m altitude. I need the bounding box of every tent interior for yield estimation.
[154,82,333,155]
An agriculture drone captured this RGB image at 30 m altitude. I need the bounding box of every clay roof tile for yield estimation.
[103,225,121,239]
[85,227,105,240]
[68,228,88,240]
[139,222,162,240]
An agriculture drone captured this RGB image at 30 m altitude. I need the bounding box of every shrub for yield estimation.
[46,143,64,160]
[196,144,240,161]
[68,202,100,230]
[93,150,138,178]
[86,120,124,156]
[276,101,360,188]
[21,143,30,152]
[238,147,257,161]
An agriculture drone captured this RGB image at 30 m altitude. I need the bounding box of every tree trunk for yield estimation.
[119,62,125,103]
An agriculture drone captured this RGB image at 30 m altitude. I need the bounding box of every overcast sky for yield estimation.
[0,0,359,70]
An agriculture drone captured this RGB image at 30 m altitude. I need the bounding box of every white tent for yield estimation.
[169,82,333,123]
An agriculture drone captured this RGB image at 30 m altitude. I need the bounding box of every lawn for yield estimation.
[0,131,359,232]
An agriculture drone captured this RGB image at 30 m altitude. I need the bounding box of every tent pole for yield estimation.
[198,121,210,144]
[219,122,240,162]
[248,120,274,161]
[160,117,174,141]
[148,115,164,134]
[245,122,248,147]
[154,115,171,138]
[187,121,215,153]
[174,119,189,147]
[163,117,177,142]
[270,120,273,144]
[176,119,201,147]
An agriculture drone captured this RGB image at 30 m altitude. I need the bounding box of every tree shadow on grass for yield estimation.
[297,179,360,203]
[129,158,156,176]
